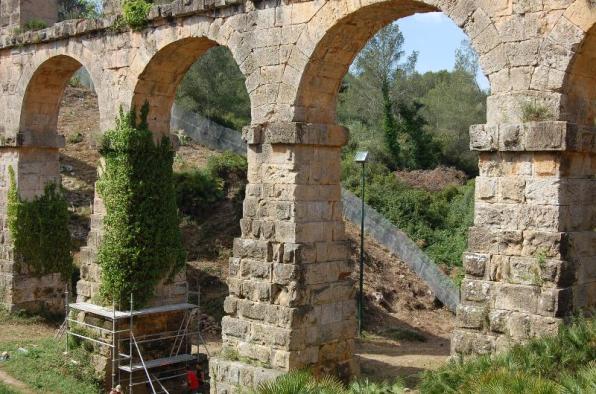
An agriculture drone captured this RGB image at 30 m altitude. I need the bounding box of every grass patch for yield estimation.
[419,315,596,393]
[0,307,58,326]
[0,382,19,394]
[0,338,101,393]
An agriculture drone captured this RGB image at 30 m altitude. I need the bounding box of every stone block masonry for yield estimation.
[0,0,593,392]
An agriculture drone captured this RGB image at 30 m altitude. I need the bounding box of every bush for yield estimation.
[419,316,596,393]
[67,131,84,144]
[22,19,47,31]
[122,0,151,30]
[97,105,186,307]
[6,167,73,279]
[58,0,101,21]
[206,151,248,197]
[174,170,223,219]
[341,157,474,269]
[173,152,247,219]
[248,371,405,394]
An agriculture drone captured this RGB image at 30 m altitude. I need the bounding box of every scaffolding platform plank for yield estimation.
[69,302,197,320]
[118,354,197,373]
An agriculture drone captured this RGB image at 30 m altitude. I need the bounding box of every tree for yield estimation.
[176,46,251,131]
[58,0,101,20]
[348,23,418,169]
[420,40,487,175]
[396,101,439,169]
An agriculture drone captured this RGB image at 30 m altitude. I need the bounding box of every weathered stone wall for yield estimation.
[0,0,57,29]
[0,0,592,391]
[0,145,66,314]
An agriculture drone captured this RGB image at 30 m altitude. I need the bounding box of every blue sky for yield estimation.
[397,12,490,90]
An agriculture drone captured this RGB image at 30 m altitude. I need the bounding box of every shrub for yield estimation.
[247,371,405,394]
[249,371,346,394]
[419,315,596,393]
[22,19,47,31]
[521,100,553,122]
[67,131,84,144]
[206,151,248,197]
[173,152,246,219]
[122,0,152,30]
[6,167,73,279]
[341,157,474,269]
[174,170,223,219]
[97,104,186,308]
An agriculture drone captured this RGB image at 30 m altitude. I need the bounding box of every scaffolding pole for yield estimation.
[65,289,69,354]
[129,293,133,394]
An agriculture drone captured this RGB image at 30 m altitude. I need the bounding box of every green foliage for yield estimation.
[174,170,223,218]
[349,379,405,394]
[0,382,19,394]
[249,371,347,394]
[67,131,84,144]
[174,152,247,219]
[248,371,405,394]
[206,151,248,195]
[122,0,152,30]
[339,38,486,175]
[97,105,186,307]
[341,158,474,269]
[419,315,596,393]
[0,337,101,393]
[22,19,47,31]
[177,46,251,131]
[58,0,101,21]
[521,100,553,122]
[7,167,73,279]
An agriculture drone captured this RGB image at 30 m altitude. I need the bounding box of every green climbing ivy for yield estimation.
[122,0,152,30]
[97,104,186,308]
[6,167,73,279]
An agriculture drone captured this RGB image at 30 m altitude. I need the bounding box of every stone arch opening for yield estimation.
[279,0,492,369]
[131,37,220,135]
[292,0,490,125]
[3,55,100,313]
[20,55,93,141]
[128,37,250,343]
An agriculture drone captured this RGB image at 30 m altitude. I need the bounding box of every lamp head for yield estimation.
[354,151,369,163]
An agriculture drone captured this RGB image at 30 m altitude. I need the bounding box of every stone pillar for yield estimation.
[210,122,357,393]
[453,121,593,357]
[0,135,66,314]
[0,0,58,29]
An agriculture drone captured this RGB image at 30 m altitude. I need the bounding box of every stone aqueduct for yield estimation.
[0,0,594,391]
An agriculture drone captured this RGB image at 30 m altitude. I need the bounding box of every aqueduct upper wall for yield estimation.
[0,0,594,392]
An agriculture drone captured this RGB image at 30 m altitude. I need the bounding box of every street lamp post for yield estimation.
[354,151,368,337]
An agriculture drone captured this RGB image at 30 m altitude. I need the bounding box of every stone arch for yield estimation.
[562,24,596,127]
[130,37,222,135]
[559,21,596,311]
[19,54,99,142]
[289,0,496,124]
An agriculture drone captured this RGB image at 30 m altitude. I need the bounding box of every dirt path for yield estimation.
[0,369,34,393]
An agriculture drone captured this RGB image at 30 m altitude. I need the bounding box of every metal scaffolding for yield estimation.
[63,292,208,394]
